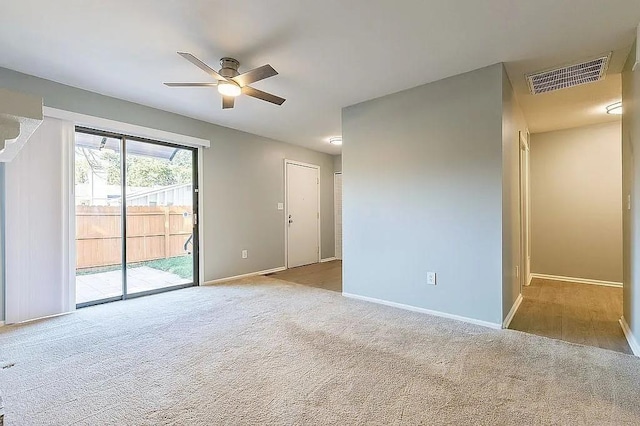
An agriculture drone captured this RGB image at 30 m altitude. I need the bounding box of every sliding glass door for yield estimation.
[74,128,198,307]
[74,132,124,305]
[125,139,195,296]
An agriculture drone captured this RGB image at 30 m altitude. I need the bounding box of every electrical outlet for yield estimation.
[242,250,248,259]
[427,272,436,285]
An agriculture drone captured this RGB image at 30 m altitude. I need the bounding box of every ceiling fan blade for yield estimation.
[222,96,235,109]
[177,52,227,81]
[242,86,286,105]
[232,64,278,87]
[164,82,218,87]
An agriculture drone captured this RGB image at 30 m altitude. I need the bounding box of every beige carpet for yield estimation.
[1,276,639,425]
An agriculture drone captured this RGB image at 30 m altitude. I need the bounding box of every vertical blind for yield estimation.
[4,117,75,323]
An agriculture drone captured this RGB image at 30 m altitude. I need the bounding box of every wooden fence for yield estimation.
[76,205,193,269]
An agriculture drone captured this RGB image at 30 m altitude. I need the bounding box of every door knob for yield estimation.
[289,219,294,224]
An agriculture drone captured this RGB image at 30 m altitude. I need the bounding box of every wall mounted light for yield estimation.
[329,137,342,145]
[606,101,622,115]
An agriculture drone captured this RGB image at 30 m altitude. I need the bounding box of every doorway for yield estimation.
[519,131,531,290]
[74,128,199,307]
[508,123,630,354]
[285,160,320,268]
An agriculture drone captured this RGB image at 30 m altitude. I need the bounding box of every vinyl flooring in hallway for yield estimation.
[267,260,342,292]
[509,278,632,355]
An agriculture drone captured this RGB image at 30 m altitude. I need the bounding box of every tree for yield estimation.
[75,152,90,184]
[99,149,192,187]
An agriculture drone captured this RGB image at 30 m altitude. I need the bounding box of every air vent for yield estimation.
[526,54,611,95]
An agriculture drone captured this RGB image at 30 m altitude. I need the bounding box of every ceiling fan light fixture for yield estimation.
[606,101,622,115]
[169,53,285,108]
[217,81,241,97]
[329,137,342,145]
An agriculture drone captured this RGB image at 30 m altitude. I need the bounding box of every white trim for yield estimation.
[634,23,639,71]
[334,172,343,261]
[43,107,210,148]
[284,159,321,169]
[519,130,531,291]
[0,321,5,327]
[62,120,76,312]
[619,317,640,356]
[15,311,73,325]
[284,159,321,269]
[342,293,502,330]
[502,293,523,329]
[197,147,205,287]
[283,160,288,269]
[530,273,622,288]
[204,267,286,285]
[320,257,337,263]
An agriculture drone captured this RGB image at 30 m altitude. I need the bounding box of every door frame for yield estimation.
[519,130,531,289]
[74,126,201,308]
[334,172,342,261]
[284,159,321,269]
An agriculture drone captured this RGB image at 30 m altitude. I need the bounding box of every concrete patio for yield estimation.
[76,266,191,304]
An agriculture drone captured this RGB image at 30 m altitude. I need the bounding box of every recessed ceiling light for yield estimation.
[217,81,241,97]
[606,101,622,115]
[329,137,342,145]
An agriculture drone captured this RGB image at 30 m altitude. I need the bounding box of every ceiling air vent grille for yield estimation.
[526,54,611,95]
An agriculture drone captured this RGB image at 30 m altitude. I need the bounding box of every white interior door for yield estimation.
[286,161,320,268]
[334,173,343,260]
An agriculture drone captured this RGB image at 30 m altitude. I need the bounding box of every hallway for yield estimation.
[267,260,342,292]
[509,278,632,354]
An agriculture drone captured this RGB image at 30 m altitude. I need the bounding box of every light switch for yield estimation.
[277,203,284,210]
[628,194,632,211]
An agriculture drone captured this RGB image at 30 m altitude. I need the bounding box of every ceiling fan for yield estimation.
[164,52,286,109]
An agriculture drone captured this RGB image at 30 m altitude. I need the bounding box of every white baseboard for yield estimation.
[530,273,622,288]
[14,311,73,326]
[320,257,337,263]
[502,294,523,329]
[620,317,640,356]
[204,266,287,285]
[342,292,502,330]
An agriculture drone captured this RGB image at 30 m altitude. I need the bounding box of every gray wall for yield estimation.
[342,64,505,325]
[623,41,640,337]
[502,68,528,320]
[333,155,342,173]
[530,122,623,283]
[0,67,335,290]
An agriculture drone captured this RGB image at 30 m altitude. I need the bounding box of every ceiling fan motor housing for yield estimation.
[219,58,240,79]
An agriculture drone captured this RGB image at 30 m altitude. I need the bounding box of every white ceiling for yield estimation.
[1,1,639,154]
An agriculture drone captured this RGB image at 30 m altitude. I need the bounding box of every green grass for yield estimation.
[77,256,193,279]
[137,256,193,279]
[76,264,122,276]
